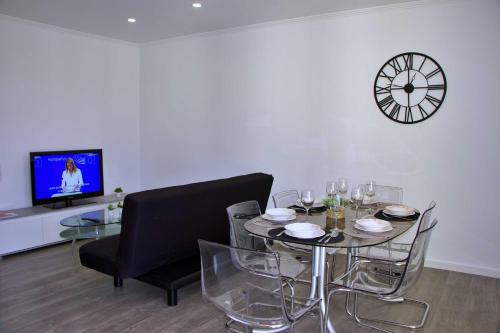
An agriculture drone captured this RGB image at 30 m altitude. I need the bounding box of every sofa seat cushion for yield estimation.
[135,256,201,290]
[79,235,120,277]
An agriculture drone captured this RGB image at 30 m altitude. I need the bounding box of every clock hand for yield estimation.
[410,72,417,84]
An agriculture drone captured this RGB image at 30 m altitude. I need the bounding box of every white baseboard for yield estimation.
[333,250,500,279]
[425,258,500,279]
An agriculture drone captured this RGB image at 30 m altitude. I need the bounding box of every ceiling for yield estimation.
[0,0,418,43]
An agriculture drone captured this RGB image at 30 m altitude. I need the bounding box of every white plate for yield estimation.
[262,214,296,222]
[356,218,391,230]
[265,208,296,218]
[285,229,325,239]
[285,222,321,233]
[354,223,392,233]
[382,209,415,217]
[385,205,415,216]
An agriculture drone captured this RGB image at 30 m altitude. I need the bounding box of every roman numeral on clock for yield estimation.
[425,95,442,107]
[388,58,403,74]
[425,68,441,79]
[375,85,391,95]
[403,54,413,70]
[418,104,429,118]
[427,84,445,90]
[379,70,394,81]
[404,107,413,123]
[378,95,394,111]
[388,104,401,119]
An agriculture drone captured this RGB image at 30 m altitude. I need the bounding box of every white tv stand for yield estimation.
[0,195,123,257]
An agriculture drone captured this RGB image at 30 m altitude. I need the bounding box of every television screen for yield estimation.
[30,149,104,206]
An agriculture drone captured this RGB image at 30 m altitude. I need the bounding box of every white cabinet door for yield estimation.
[0,216,43,255]
[41,215,68,244]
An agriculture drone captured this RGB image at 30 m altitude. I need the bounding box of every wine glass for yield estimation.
[300,190,315,215]
[351,185,365,220]
[338,178,348,199]
[365,180,376,213]
[326,181,339,198]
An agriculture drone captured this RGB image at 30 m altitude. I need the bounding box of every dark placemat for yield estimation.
[374,210,420,222]
[268,227,344,245]
[288,205,327,214]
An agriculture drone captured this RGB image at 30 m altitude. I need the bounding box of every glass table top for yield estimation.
[60,210,121,227]
[60,223,121,241]
[59,209,122,240]
[244,204,418,249]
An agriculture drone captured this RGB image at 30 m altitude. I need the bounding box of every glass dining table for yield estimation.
[244,203,419,333]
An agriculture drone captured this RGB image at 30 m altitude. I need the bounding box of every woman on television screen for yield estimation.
[61,157,84,193]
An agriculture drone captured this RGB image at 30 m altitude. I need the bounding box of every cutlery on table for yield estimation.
[276,229,286,237]
[323,230,339,243]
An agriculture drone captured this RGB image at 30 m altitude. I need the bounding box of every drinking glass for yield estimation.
[326,181,339,198]
[351,185,365,220]
[365,180,376,213]
[300,190,315,215]
[338,178,348,198]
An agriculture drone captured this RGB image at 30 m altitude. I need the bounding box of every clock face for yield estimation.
[374,52,447,124]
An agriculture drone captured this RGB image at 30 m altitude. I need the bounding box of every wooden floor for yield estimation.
[0,242,498,333]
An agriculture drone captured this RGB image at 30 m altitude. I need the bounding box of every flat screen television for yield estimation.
[30,149,104,208]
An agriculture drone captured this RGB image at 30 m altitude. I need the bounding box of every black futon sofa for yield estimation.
[79,173,273,305]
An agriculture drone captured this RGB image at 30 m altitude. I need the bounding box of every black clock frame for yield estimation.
[374,52,447,124]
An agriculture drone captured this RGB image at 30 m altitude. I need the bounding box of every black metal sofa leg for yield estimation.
[167,288,178,306]
[114,276,123,287]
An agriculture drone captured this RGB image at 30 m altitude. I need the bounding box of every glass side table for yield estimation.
[60,210,121,260]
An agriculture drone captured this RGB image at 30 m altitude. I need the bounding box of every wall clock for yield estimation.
[374,52,447,124]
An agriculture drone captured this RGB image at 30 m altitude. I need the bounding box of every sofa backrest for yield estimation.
[116,173,273,278]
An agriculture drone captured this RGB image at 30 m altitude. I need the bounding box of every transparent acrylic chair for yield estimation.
[374,185,403,204]
[226,200,308,279]
[198,239,324,333]
[356,201,437,263]
[327,219,438,332]
[271,191,336,278]
[272,190,300,208]
[227,200,267,251]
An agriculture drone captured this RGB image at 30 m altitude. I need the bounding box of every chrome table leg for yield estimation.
[312,246,335,333]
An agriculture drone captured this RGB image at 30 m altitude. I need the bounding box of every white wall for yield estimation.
[0,15,141,209]
[140,0,500,277]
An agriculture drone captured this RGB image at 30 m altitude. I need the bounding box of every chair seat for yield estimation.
[354,242,411,263]
[332,261,401,297]
[218,282,319,329]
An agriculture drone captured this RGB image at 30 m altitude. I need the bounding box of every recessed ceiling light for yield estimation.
[127,17,136,23]
[192,3,202,8]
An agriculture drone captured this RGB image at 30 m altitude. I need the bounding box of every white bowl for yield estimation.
[285,229,325,239]
[285,222,321,234]
[265,208,296,218]
[356,218,391,230]
[385,205,415,216]
[354,223,392,233]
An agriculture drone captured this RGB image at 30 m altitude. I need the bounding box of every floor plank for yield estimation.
[0,242,497,333]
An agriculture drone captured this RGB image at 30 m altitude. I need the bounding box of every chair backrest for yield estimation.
[417,200,436,233]
[198,239,288,327]
[392,219,438,298]
[116,173,273,278]
[374,185,403,204]
[226,200,266,251]
[273,190,299,208]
